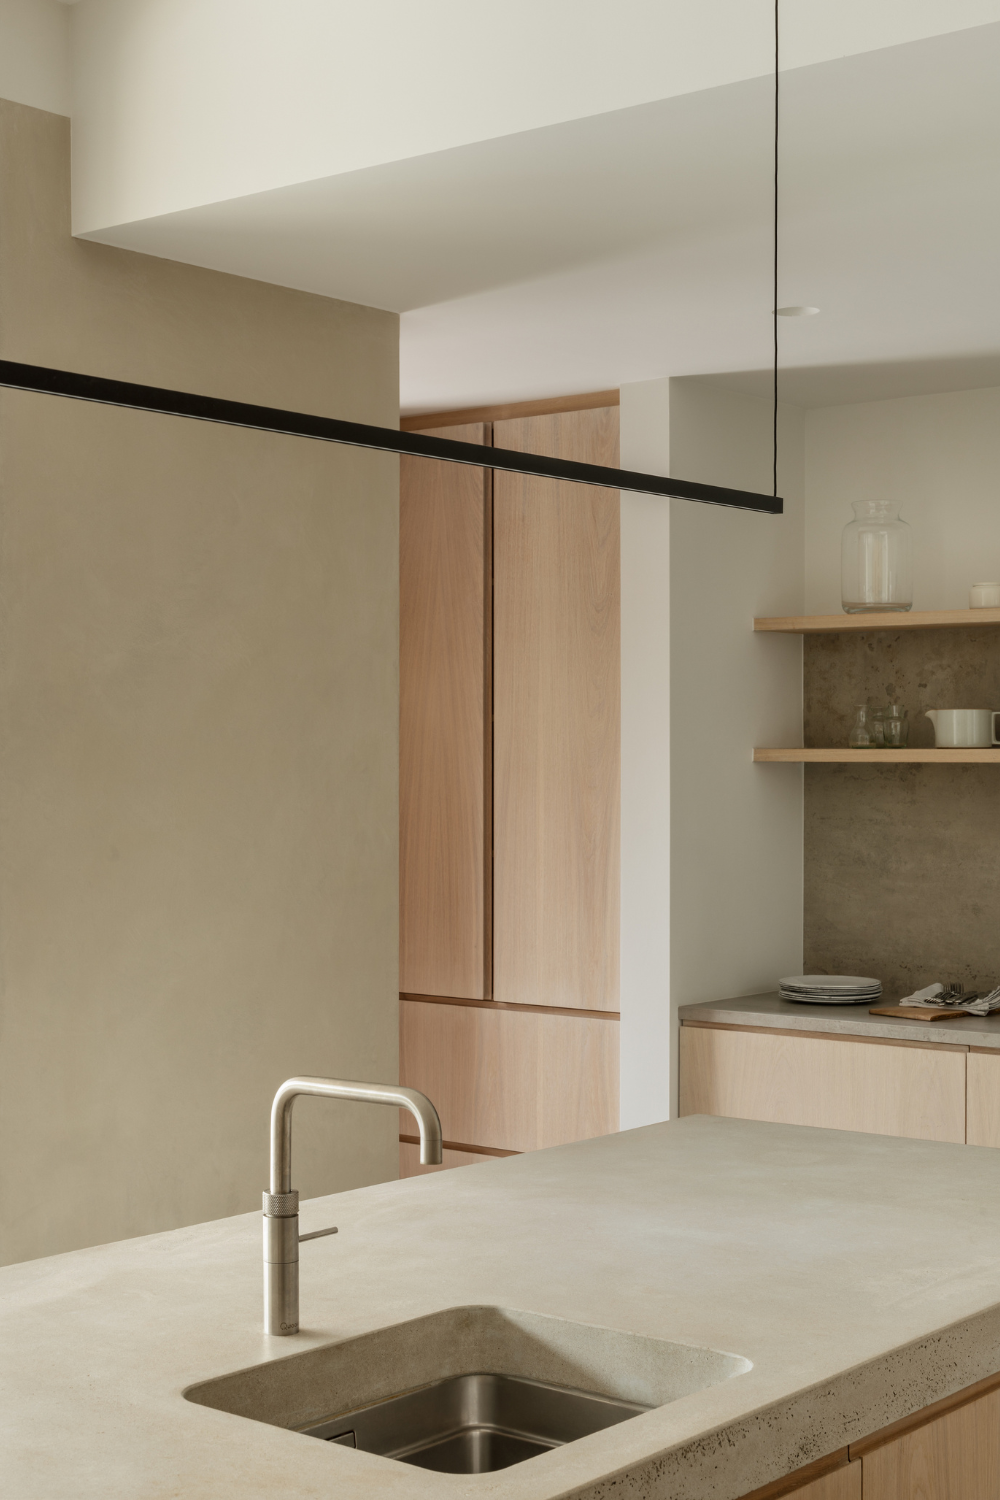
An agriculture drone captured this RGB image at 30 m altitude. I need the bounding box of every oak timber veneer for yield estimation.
[399,423,491,999]
[679,1024,966,1144]
[401,388,620,431]
[738,1457,860,1500]
[398,1142,507,1176]
[780,1463,860,1500]
[398,402,621,1175]
[492,408,620,1011]
[966,1050,1000,1147]
[859,1383,1000,1498]
[399,997,619,1153]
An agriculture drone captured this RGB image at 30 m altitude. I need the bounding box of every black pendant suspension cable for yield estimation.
[773,0,779,499]
[0,358,782,514]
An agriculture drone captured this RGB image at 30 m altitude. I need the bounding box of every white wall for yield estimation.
[0,0,70,113]
[619,380,673,1129]
[805,386,1000,613]
[620,376,804,1124]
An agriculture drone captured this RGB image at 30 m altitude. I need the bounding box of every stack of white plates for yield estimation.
[779,975,882,1005]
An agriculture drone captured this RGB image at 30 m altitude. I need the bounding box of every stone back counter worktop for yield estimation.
[680,991,1000,1050]
[5,1116,1000,1499]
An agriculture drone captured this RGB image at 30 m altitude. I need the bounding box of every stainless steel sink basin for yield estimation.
[185,1305,751,1474]
[300,1371,649,1474]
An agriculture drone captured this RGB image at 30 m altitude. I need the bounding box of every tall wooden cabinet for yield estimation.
[399,424,491,1000]
[493,411,620,1012]
[398,398,621,1171]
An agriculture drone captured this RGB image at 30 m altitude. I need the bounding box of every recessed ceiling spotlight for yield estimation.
[776,306,820,317]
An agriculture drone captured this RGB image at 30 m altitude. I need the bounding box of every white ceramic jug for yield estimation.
[924,709,1000,747]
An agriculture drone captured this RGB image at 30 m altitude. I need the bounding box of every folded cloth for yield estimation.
[899,982,1000,1016]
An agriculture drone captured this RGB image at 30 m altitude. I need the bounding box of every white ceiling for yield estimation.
[398,24,1000,411]
[11,0,1000,414]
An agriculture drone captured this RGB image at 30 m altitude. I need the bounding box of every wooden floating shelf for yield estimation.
[754,607,1000,634]
[754,747,1000,764]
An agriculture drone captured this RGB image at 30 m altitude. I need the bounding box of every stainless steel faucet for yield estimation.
[263,1076,443,1335]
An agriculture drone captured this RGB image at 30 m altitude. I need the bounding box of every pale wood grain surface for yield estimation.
[756,747,1000,763]
[492,408,620,1010]
[783,1461,860,1500]
[400,997,619,1152]
[399,424,491,999]
[967,1051,1000,1147]
[401,390,620,431]
[755,608,1000,633]
[738,1457,860,1500]
[398,1142,502,1177]
[861,1387,1000,1499]
[679,1026,966,1144]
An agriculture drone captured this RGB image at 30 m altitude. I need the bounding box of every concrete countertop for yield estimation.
[5,1116,1000,1499]
[680,990,1000,1048]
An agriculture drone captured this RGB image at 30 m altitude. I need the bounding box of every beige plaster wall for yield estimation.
[0,100,401,1265]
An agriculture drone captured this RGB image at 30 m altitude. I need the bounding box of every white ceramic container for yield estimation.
[925,708,1000,747]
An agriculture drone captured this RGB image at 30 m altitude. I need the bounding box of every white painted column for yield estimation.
[619,376,805,1126]
[619,379,672,1129]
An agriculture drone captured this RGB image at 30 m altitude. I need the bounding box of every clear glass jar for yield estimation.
[882,704,909,748]
[848,705,874,748]
[841,501,913,613]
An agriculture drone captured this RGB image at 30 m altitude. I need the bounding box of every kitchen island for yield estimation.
[3,1115,1000,1499]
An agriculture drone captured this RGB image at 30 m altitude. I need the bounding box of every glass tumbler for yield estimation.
[841,501,913,613]
[882,706,909,748]
[848,705,874,748]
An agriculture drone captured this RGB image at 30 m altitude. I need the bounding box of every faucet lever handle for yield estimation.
[299,1226,338,1243]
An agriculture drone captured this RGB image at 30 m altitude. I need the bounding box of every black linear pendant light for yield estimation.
[0,14,783,517]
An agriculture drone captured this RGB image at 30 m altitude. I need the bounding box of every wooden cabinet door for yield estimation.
[861,1387,1000,1498]
[784,1465,859,1500]
[399,425,491,999]
[399,1142,501,1177]
[738,1459,860,1499]
[967,1050,1000,1146]
[679,1025,966,1144]
[492,408,620,1010]
[400,997,619,1152]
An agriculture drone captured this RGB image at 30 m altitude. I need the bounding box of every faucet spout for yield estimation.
[270,1075,443,1194]
[263,1075,443,1335]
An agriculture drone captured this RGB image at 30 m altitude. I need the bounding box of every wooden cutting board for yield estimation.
[869,1004,973,1022]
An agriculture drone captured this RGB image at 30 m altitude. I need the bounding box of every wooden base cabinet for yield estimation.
[857,1383,1000,1499]
[967,1050,1000,1147]
[739,1460,860,1500]
[735,1377,1000,1499]
[797,1467,860,1500]
[679,1025,966,1145]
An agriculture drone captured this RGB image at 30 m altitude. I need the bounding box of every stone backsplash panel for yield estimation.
[803,627,1000,998]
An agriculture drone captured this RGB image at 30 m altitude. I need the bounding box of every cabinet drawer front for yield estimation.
[401,999,619,1152]
[967,1051,1000,1147]
[679,1026,965,1144]
[861,1387,1000,1499]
